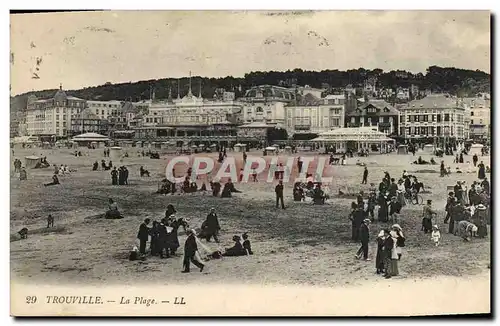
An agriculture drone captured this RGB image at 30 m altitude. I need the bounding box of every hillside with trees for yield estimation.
[10,66,490,112]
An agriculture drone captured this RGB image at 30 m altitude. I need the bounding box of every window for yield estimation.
[351,117,355,124]
[437,114,442,122]
[471,111,474,116]
[480,119,483,124]
[102,110,104,115]
[444,114,450,122]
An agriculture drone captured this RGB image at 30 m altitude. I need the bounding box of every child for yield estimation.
[252,169,258,182]
[242,232,253,255]
[431,225,441,246]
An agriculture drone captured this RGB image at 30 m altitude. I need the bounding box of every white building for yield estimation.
[285,94,345,136]
[240,85,296,125]
[462,97,490,140]
[86,100,122,120]
[25,85,86,138]
[400,94,467,140]
[145,87,243,127]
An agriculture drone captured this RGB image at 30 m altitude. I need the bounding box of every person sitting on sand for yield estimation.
[44,174,60,187]
[19,167,27,181]
[92,161,99,171]
[312,184,326,205]
[222,235,247,257]
[430,157,437,165]
[140,166,150,177]
[293,182,305,202]
[220,179,241,198]
[210,181,222,197]
[105,198,123,219]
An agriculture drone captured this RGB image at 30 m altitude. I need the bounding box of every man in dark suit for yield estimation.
[356,219,371,260]
[362,167,368,184]
[137,218,151,255]
[275,180,285,209]
[182,229,205,273]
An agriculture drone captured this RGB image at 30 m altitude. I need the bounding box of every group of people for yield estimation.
[93,160,113,171]
[110,166,129,185]
[353,216,405,280]
[133,205,253,273]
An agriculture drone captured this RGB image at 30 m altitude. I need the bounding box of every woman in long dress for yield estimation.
[474,204,488,238]
[375,230,385,274]
[382,229,394,279]
[389,230,399,276]
[397,180,406,207]
[392,224,405,260]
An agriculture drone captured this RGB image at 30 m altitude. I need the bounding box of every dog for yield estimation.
[18,227,28,239]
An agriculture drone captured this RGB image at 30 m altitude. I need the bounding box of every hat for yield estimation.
[363,218,371,224]
[433,225,439,230]
[377,230,385,238]
[392,224,402,231]
[232,235,241,242]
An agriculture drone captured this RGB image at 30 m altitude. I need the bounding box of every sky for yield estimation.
[10,10,491,95]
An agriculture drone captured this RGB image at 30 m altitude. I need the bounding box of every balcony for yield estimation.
[294,124,311,131]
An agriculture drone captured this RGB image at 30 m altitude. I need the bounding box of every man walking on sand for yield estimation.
[182,229,204,273]
[362,166,368,184]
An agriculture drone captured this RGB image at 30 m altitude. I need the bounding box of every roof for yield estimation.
[239,122,272,128]
[462,97,490,109]
[296,93,322,106]
[319,127,386,137]
[348,100,399,116]
[72,132,110,141]
[67,96,85,101]
[404,94,462,110]
[74,109,100,120]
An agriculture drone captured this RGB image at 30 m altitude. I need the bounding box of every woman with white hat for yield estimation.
[392,224,405,260]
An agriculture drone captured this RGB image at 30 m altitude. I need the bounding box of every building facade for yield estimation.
[25,85,87,138]
[69,109,108,136]
[135,86,243,143]
[400,94,467,141]
[463,97,490,140]
[285,94,345,137]
[345,100,400,135]
[240,85,296,125]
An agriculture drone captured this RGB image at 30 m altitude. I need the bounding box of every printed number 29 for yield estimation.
[26,296,37,304]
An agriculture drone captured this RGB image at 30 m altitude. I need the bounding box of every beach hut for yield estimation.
[25,156,41,169]
[469,144,484,156]
[423,144,435,153]
[397,144,408,155]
